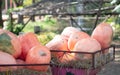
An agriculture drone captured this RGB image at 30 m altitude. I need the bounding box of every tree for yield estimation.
[0,0,3,28]
[111,0,120,24]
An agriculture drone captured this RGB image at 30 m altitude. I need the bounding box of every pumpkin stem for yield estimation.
[39,51,46,56]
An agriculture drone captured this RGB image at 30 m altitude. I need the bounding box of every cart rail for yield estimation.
[0,45,116,75]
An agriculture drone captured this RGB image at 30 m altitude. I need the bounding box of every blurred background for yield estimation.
[0,0,120,44]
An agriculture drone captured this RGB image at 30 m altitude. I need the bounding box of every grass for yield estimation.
[37,32,56,45]
[22,17,57,33]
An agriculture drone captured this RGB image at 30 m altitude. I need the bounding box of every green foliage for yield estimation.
[37,32,56,45]
[43,15,57,25]
[22,16,57,33]
[4,21,24,35]
[106,17,120,40]
[111,0,120,13]
[106,0,120,40]
[13,24,24,34]
[6,6,23,15]
[23,0,41,7]
[4,6,24,35]
[113,4,120,13]
[23,0,32,6]
[111,0,120,5]
[112,25,120,40]
[113,23,120,40]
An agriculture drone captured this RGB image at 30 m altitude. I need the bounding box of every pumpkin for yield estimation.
[73,38,101,60]
[68,31,90,50]
[53,34,68,41]
[0,29,21,58]
[0,51,17,71]
[91,22,113,53]
[59,53,75,63]
[18,32,41,60]
[61,27,80,38]
[16,59,26,70]
[26,45,51,72]
[46,35,68,58]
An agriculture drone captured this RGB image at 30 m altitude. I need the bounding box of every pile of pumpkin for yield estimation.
[46,22,113,68]
[0,29,51,72]
[0,22,113,72]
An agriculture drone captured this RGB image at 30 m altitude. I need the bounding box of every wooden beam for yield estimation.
[88,6,115,13]
[16,12,119,16]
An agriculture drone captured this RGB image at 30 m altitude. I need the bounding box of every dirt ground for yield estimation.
[97,41,120,75]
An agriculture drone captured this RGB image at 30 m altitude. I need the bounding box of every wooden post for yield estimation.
[93,0,103,30]
[32,0,35,3]
[13,1,16,8]
[5,0,8,11]
[34,26,41,34]
[9,13,13,32]
[10,0,13,8]
[0,0,3,28]
[31,0,35,21]
[17,14,24,24]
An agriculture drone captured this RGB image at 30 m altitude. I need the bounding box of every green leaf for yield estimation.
[113,4,120,13]
[111,0,118,5]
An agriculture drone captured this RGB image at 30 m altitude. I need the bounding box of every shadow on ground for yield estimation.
[97,46,120,75]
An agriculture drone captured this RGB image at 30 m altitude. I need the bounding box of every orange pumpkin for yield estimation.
[59,53,75,63]
[26,45,51,72]
[73,38,101,60]
[91,22,113,53]
[46,35,68,58]
[61,27,80,38]
[0,29,21,58]
[68,31,90,50]
[0,51,17,71]
[18,32,41,60]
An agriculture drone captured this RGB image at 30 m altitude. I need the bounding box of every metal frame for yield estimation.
[0,45,115,70]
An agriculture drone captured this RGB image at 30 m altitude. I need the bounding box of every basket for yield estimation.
[50,45,115,75]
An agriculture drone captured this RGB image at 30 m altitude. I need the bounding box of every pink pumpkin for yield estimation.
[73,38,101,60]
[61,27,80,38]
[91,22,113,53]
[68,31,90,50]
[46,35,69,58]
[0,51,17,71]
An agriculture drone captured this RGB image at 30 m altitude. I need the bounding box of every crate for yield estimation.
[50,45,115,75]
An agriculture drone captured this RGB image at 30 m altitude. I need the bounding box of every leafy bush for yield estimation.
[37,32,56,45]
